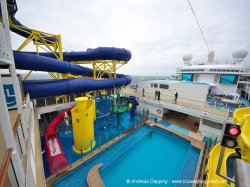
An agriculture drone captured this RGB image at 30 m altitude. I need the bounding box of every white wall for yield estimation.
[139,81,209,103]
[197,74,216,85]
[139,102,163,118]
[215,84,238,95]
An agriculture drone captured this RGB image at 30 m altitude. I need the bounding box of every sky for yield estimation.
[10,0,250,76]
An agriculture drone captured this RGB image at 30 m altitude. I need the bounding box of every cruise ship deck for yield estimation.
[1,0,250,187]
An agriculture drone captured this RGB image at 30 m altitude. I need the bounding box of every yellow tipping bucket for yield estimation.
[71,97,96,153]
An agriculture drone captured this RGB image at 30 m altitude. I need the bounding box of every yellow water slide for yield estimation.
[205,144,235,187]
[205,107,250,186]
[233,107,250,163]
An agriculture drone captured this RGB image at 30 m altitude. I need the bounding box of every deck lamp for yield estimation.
[221,123,241,149]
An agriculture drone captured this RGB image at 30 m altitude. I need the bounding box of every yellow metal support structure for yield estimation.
[71,60,127,96]
[71,97,96,153]
[9,17,63,80]
[8,16,70,102]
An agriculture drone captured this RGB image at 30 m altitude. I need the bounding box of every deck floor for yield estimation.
[87,163,104,187]
[163,113,200,133]
[34,111,46,186]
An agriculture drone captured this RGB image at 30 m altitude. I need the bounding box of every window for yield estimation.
[219,75,238,84]
[159,84,169,89]
[182,73,193,81]
[154,84,158,88]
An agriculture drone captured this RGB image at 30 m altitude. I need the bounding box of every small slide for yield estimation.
[205,144,235,187]
[45,108,71,175]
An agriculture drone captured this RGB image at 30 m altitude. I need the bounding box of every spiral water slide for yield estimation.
[14,49,132,99]
[6,1,132,99]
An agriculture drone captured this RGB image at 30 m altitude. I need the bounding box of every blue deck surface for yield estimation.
[207,96,250,112]
[176,146,200,187]
[158,120,190,135]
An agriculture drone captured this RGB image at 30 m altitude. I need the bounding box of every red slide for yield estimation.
[45,108,71,175]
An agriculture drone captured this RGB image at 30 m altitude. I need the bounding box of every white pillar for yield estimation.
[1,0,28,139]
[0,76,15,148]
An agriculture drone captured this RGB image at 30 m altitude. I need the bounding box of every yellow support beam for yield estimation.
[23,70,33,80]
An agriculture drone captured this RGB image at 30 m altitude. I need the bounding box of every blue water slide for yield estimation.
[9,16,56,43]
[13,51,132,99]
[25,47,132,62]
[23,77,131,99]
[7,1,132,99]
[13,51,131,78]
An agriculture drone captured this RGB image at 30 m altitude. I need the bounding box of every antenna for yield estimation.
[187,0,210,52]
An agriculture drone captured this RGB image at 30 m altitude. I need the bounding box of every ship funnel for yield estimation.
[183,54,192,66]
[207,51,215,64]
[232,47,248,64]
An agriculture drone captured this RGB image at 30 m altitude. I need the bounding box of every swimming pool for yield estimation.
[52,126,200,187]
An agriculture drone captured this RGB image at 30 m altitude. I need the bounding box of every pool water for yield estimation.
[101,128,195,187]
[57,112,143,164]
[52,126,200,187]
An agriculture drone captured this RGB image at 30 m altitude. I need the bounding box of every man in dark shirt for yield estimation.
[174,92,178,104]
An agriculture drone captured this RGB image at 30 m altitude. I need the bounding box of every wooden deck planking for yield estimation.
[87,163,104,187]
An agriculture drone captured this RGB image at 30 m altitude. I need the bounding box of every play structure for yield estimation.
[205,107,250,186]
[71,97,96,154]
[1,0,142,176]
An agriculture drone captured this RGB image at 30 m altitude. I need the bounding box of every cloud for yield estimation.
[10,0,250,76]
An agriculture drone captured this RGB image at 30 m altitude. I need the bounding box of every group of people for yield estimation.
[142,87,179,104]
[155,90,161,101]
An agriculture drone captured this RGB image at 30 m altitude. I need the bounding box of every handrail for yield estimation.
[0,148,13,187]
[13,114,21,136]
[122,88,228,117]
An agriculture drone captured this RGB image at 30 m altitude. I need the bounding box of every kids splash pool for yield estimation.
[52,125,200,187]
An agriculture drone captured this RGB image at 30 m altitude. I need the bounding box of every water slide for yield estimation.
[205,144,236,187]
[45,108,71,175]
[4,1,132,99]
[14,49,132,99]
[233,108,250,163]
[205,108,250,186]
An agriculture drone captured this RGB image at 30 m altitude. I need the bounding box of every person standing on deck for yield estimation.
[174,92,178,104]
[142,88,145,97]
[155,90,158,100]
[157,91,161,101]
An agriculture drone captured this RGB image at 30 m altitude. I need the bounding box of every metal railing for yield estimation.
[34,94,82,108]
[22,93,37,186]
[122,88,228,117]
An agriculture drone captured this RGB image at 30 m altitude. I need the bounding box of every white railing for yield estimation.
[0,0,12,65]
[122,88,229,117]
[0,22,8,62]
[23,94,38,186]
